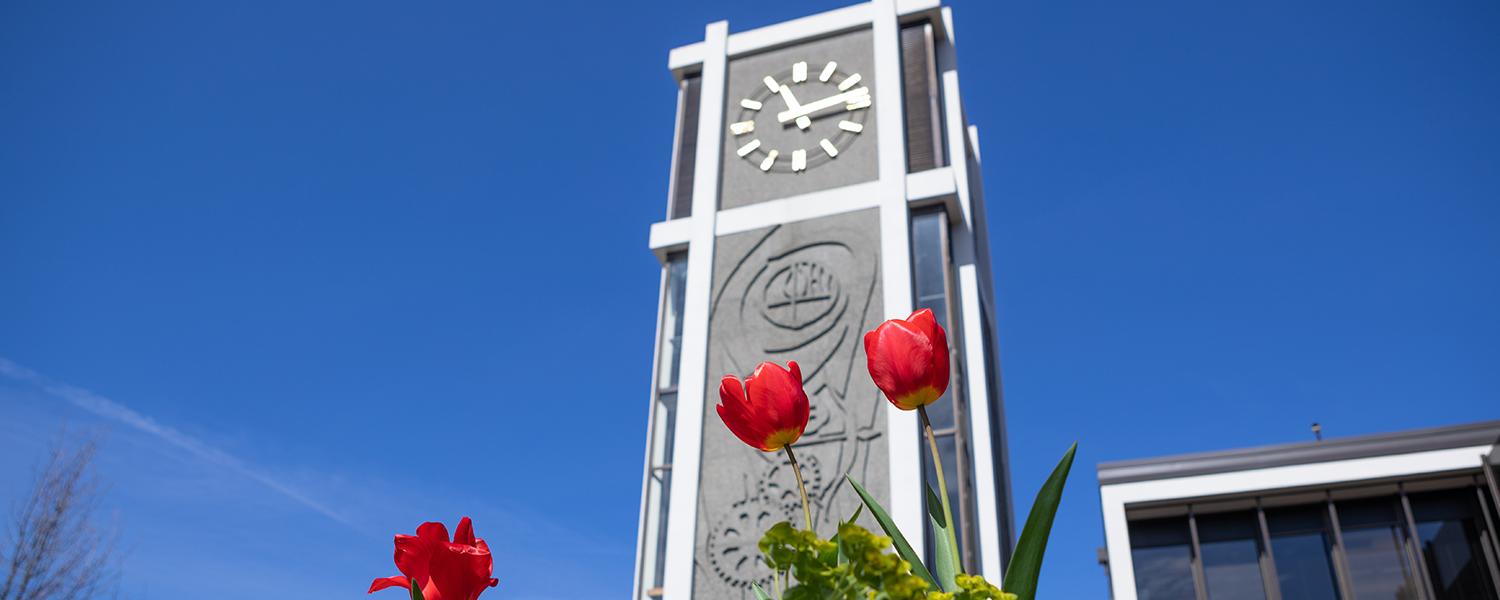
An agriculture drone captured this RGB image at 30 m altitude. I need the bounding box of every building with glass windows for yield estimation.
[631,2,1014,598]
[1098,420,1500,600]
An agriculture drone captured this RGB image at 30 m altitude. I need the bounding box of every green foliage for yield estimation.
[947,575,1015,600]
[756,521,1015,600]
[845,475,938,589]
[1001,443,1077,600]
[409,580,425,600]
[925,484,959,592]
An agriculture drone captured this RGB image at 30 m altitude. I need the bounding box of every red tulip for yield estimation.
[716,361,810,452]
[864,308,950,410]
[368,517,499,600]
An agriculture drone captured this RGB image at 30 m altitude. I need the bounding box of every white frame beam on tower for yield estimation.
[658,20,728,600]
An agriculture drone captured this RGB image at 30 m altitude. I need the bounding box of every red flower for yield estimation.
[717,361,810,452]
[368,517,499,600]
[864,308,950,410]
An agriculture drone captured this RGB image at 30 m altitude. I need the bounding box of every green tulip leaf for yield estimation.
[409,579,425,600]
[926,484,960,592]
[751,581,773,600]
[1002,442,1077,600]
[845,474,938,590]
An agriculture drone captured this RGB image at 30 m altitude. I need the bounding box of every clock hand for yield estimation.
[777,84,802,110]
[775,85,813,130]
[776,87,870,123]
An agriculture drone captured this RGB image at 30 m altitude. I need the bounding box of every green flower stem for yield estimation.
[919,405,962,573]
[783,443,814,532]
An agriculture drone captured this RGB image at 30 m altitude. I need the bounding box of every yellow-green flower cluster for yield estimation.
[756,521,1015,600]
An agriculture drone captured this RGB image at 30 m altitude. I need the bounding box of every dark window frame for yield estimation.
[639,252,689,599]
[1124,475,1500,600]
[909,207,982,573]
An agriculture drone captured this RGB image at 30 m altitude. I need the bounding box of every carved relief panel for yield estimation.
[693,208,890,597]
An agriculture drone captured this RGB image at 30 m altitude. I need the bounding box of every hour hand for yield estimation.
[775,85,813,130]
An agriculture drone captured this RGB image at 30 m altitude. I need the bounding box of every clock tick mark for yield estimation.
[838,73,862,92]
[729,121,756,135]
[819,62,837,82]
[737,139,762,157]
[763,76,781,94]
[791,149,806,172]
[820,139,839,157]
[760,150,778,171]
[838,120,863,133]
[792,61,807,83]
[740,99,763,111]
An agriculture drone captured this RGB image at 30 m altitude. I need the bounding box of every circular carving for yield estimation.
[760,260,841,331]
[706,495,786,590]
[760,454,826,519]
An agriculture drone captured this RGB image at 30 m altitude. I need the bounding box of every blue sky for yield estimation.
[1,1,1496,598]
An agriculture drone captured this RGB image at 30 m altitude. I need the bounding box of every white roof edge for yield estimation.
[667,1,948,73]
[1099,444,1492,506]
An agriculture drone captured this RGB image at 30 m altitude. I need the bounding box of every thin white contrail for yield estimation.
[0,357,355,528]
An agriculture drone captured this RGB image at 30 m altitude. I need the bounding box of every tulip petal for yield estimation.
[718,375,748,410]
[717,376,752,443]
[369,576,411,594]
[417,521,451,544]
[718,402,771,451]
[716,362,811,452]
[864,313,949,410]
[393,534,434,586]
[908,309,950,393]
[453,517,476,546]
[865,323,933,397]
[429,542,498,600]
[377,519,498,600]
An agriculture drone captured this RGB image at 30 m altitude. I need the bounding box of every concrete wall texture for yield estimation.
[694,208,890,597]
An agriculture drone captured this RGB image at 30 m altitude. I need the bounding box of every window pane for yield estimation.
[1197,511,1268,600]
[911,211,946,303]
[1265,505,1341,600]
[656,254,688,387]
[649,391,677,587]
[1410,489,1499,600]
[1336,498,1421,600]
[1130,518,1198,600]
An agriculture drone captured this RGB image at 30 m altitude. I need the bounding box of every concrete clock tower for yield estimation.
[633,3,1012,598]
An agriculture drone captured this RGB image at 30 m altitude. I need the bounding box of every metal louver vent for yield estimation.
[901,23,944,173]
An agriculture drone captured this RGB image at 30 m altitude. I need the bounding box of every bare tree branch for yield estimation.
[1,432,121,600]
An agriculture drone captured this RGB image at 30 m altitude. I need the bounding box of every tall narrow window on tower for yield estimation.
[668,76,701,220]
[901,22,945,173]
[636,252,687,599]
[910,208,982,573]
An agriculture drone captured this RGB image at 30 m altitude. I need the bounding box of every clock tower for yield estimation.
[633,3,1013,598]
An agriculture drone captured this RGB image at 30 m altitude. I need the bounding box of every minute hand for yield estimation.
[776,87,869,123]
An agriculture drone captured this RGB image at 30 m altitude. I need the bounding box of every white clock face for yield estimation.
[729,60,871,174]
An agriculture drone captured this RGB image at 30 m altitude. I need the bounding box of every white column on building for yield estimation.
[871,0,924,557]
[659,20,728,600]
